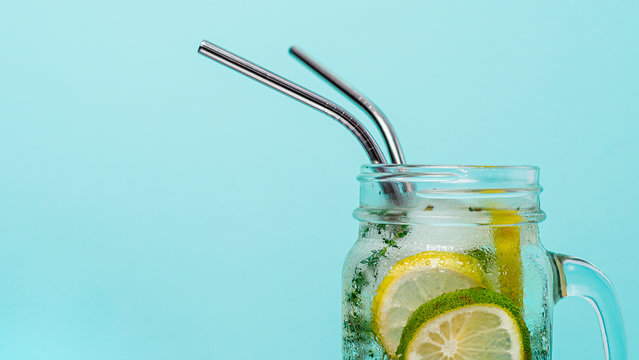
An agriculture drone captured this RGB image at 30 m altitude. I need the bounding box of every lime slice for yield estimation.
[397,288,532,360]
[372,252,491,357]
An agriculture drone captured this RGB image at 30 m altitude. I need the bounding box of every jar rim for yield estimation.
[356,164,544,225]
[361,164,539,171]
[358,164,540,188]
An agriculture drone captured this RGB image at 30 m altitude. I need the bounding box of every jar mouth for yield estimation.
[363,164,538,169]
[359,164,540,190]
[356,164,545,225]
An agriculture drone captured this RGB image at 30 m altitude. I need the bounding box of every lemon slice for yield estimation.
[397,288,532,360]
[372,252,491,357]
[490,209,524,308]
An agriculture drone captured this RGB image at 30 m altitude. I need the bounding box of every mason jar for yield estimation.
[342,165,626,360]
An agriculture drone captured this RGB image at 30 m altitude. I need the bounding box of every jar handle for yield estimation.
[549,252,628,359]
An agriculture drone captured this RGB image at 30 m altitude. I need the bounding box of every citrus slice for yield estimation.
[372,252,491,357]
[490,209,524,308]
[397,288,532,360]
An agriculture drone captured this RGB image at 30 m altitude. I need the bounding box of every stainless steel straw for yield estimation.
[198,40,387,165]
[289,46,406,164]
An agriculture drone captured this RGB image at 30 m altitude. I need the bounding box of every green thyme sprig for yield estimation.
[344,312,372,343]
[344,222,411,345]
[346,269,369,307]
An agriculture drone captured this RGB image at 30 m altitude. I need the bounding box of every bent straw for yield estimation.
[289,46,406,164]
[198,40,387,165]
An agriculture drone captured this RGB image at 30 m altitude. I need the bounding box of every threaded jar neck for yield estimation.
[354,165,546,226]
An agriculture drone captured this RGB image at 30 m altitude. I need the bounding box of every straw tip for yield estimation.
[198,40,212,53]
[289,46,302,55]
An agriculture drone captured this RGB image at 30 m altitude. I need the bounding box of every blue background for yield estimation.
[1,1,637,359]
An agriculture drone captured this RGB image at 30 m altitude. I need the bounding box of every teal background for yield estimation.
[0,1,637,359]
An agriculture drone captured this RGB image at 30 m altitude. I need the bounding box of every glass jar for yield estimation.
[342,165,626,360]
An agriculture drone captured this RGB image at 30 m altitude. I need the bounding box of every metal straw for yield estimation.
[198,40,387,165]
[289,46,406,164]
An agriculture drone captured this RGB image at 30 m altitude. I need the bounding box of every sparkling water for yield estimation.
[343,204,553,359]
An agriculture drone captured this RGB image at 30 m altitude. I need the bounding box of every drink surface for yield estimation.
[343,202,553,360]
